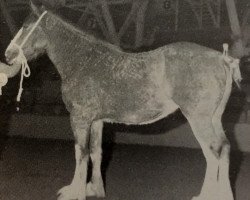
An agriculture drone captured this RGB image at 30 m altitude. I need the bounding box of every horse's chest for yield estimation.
[60,77,100,110]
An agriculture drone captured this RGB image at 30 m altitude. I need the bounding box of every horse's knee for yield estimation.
[70,114,92,150]
[75,144,89,163]
[90,120,103,152]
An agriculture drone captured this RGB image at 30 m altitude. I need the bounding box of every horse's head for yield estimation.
[5,0,48,65]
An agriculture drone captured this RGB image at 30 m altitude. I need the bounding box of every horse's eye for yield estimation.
[23,24,29,29]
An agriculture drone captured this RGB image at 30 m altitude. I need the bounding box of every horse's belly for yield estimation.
[105,98,179,125]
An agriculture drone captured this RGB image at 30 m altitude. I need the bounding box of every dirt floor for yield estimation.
[0,137,249,200]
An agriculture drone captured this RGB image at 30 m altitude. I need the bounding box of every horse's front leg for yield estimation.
[57,112,91,200]
[86,120,105,197]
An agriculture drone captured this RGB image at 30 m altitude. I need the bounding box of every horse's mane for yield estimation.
[48,11,123,53]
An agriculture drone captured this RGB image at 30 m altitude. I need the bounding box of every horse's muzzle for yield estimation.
[5,46,20,65]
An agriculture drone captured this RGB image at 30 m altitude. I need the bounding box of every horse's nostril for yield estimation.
[5,50,19,64]
[6,56,12,63]
[5,52,12,63]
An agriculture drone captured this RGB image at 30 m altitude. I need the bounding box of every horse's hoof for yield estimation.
[86,182,106,198]
[191,195,206,200]
[191,195,218,200]
[57,185,86,200]
[219,193,234,200]
[86,183,95,197]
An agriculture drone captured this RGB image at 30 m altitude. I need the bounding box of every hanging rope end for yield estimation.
[17,87,23,102]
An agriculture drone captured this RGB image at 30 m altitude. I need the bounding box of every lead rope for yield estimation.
[6,11,47,110]
[15,45,31,102]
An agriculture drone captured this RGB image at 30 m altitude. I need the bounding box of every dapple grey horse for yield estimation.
[4,1,241,200]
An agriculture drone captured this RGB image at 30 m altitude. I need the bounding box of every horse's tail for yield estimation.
[222,43,242,89]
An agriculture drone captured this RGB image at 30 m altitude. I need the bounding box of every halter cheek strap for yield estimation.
[10,11,48,49]
[6,11,47,107]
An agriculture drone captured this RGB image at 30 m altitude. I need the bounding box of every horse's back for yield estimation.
[62,41,228,121]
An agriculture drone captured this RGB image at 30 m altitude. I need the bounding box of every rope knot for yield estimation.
[222,43,242,88]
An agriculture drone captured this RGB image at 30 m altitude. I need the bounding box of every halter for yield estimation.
[7,11,47,107]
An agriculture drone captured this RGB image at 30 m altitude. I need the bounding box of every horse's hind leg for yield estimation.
[58,111,90,200]
[86,120,105,197]
[185,114,222,200]
[212,109,234,200]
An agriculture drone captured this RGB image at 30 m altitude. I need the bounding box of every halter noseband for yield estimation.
[6,11,47,107]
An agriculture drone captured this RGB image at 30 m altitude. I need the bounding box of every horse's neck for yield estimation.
[44,17,91,78]
[43,14,123,81]
[45,16,119,79]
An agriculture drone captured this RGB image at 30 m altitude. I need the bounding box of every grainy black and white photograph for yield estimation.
[0,0,250,199]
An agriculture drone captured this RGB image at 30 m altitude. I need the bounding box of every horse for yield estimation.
[4,1,241,200]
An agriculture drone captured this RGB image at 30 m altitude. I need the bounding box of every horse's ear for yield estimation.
[30,0,46,16]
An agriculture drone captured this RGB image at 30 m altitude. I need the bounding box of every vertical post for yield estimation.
[135,0,149,48]
[225,0,245,57]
